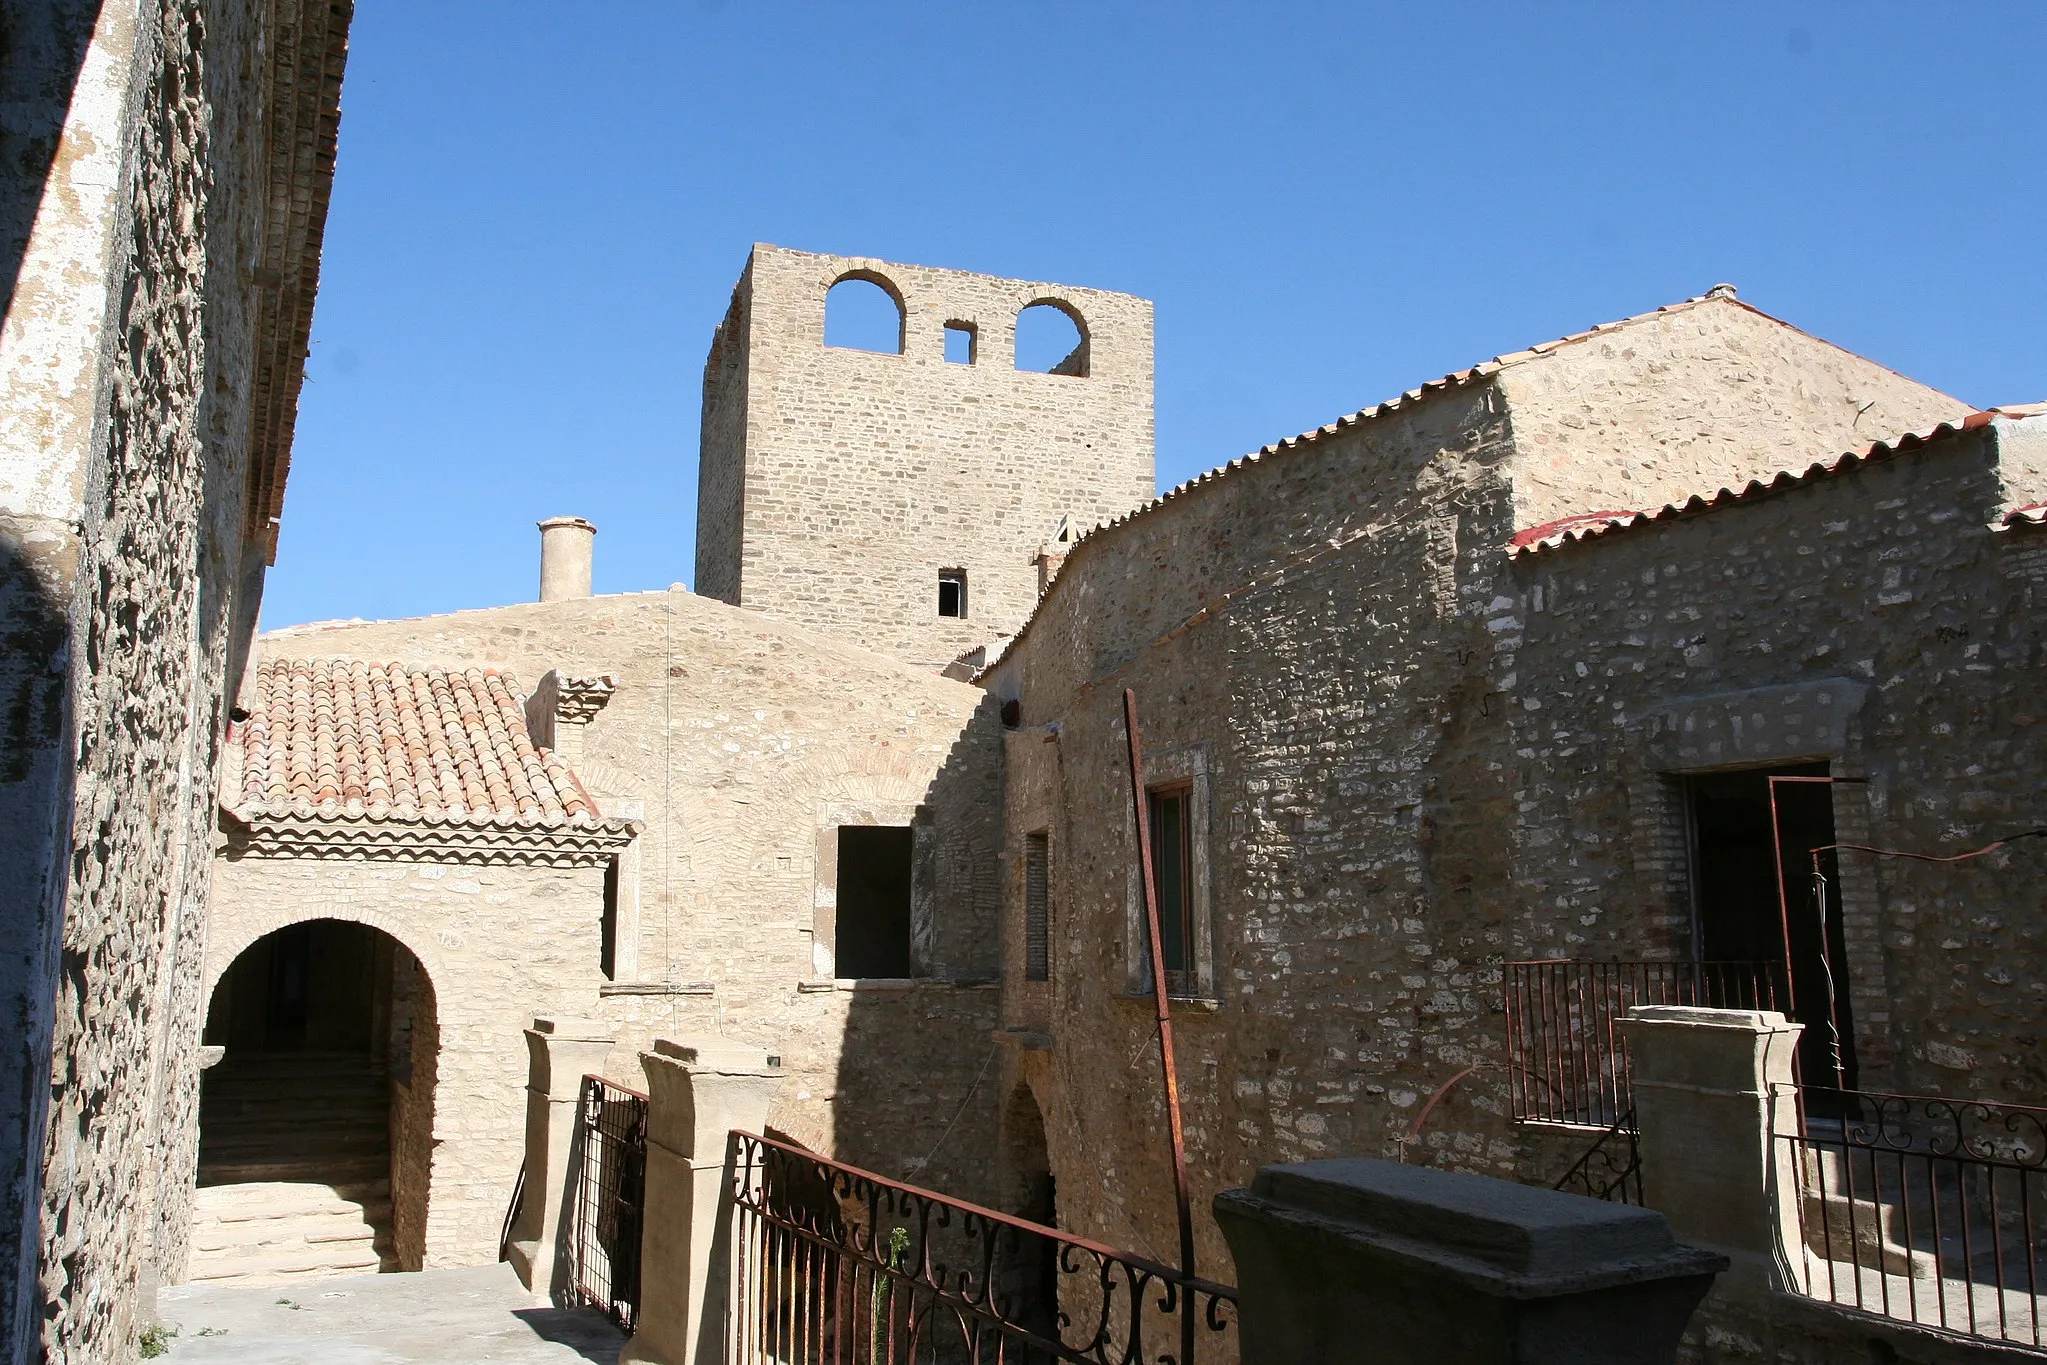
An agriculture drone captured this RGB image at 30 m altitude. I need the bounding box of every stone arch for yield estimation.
[1014,297,1089,377]
[202,897,456,1005]
[195,910,444,1276]
[824,269,907,355]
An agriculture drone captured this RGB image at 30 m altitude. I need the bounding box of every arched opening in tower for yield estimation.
[191,919,439,1283]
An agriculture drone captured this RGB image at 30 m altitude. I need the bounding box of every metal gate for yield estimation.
[570,1074,648,1333]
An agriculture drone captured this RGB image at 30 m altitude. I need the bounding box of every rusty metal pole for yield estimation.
[1122,688,1197,1363]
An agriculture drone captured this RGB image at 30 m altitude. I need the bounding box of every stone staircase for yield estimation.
[187,1053,398,1286]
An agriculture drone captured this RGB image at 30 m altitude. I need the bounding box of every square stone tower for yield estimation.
[695,244,1156,670]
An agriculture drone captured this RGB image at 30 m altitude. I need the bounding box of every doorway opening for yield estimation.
[194,919,438,1282]
[1685,764,1856,1089]
[1002,1086,1059,1339]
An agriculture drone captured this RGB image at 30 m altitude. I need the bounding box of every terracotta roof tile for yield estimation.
[228,658,600,827]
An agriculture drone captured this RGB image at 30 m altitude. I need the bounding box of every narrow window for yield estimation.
[1146,786,1196,993]
[1015,301,1089,376]
[944,322,977,365]
[937,569,967,618]
[824,275,905,354]
[835,825,913,978]
[600,858,619,981]
[1024,832,1050,982]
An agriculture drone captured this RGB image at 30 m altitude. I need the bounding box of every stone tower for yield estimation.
[695,245,1156,670]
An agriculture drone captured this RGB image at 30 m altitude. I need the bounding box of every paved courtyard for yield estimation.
[154,1264,624,1364]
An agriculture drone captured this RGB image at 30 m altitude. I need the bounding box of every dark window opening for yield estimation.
[1686,763,1856,1089]
[1146,785,1196,994]
[824,275,905,355]
[944,322,977,365]
[938,570,967,618]
[601,858,619,981]
[1024,832,1050,982]
[1015,301,1089,376]
[835,825,913,978]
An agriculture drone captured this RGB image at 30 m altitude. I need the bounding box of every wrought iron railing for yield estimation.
[1551,1108,1643,1205]
[1778,1085,2046,1347]
[1505,959,1783,1128]
[570,1075,648,1333]
[729,1129,1237,1364]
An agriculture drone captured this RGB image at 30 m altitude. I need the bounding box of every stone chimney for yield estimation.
[537,516,596,601]
[1034,513,1081,598]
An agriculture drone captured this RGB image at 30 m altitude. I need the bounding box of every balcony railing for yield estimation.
[1505,959,1783,1128]
[1779,1085,2047,1348]
[729,1129,1238,1364]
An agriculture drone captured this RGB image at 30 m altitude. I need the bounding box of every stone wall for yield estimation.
[1497,292,1969,530]
[1506,416,2047,1104]
[983,293,1979,1288]
[0,0,346,1357]
[255,585,1008,1205]
[695,245,1156,671]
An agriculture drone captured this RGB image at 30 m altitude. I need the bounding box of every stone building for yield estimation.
[0,0,348,1358]
[184,534,1007,1281]
[696,244,1156,671]
[977,289,2000,1292]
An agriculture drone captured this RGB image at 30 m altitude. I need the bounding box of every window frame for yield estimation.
[938,569,968,619]
[1126,745,1215,1000]
[1023,830,1051,982]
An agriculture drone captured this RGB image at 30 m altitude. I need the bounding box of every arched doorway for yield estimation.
[191,919,438,1283]
[1002,1085,1059,1338]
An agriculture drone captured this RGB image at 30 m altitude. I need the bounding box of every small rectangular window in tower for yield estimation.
[834,825,913,978]
[1147,785,1197,995]
[944,322,977,365]
[938,569,967,618]
[1024,832,1050,982]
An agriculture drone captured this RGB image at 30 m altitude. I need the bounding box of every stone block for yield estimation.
[1215,1158,1724,1365]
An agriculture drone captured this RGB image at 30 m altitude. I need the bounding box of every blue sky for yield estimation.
[269,1,2047,628]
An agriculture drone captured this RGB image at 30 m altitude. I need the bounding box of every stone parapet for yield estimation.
[1215,1158,1724,1364]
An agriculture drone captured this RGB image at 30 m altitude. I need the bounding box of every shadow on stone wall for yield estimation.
[0,529,72,1354]
[830,690,1005,1206]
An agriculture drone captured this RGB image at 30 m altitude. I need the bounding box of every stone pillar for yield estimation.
[1616,1005,1804,1287]
[621,1037,783,1365]
[538,516,597,601]
[508,1017,618,1301]
[1215,1159,1725,1365]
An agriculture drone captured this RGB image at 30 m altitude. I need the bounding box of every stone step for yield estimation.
[194,1180,389,1218]
[185,1180,398,1288]
[199,1154,390,1185]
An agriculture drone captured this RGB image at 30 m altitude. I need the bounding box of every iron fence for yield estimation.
[1778,1085,2046,1348]
[729,1129,1237,1364]
[570,1074,648,1333]
[1505,959,1783,1128]
[1551,1109,1643,1205]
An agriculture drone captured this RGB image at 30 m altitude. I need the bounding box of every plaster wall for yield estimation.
[257,586,1007,1203]
[696,244,1156,671]
[1497,295,1970,530]
[204,857,609,1265]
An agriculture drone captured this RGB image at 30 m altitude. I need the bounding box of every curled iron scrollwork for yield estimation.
[1808,1086,2047,1169]
[728,1129,1237,1364]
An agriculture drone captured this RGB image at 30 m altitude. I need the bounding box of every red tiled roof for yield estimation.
[1510,409,2039,556]
[228,658,599,826]
[2007,501,2047,529]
